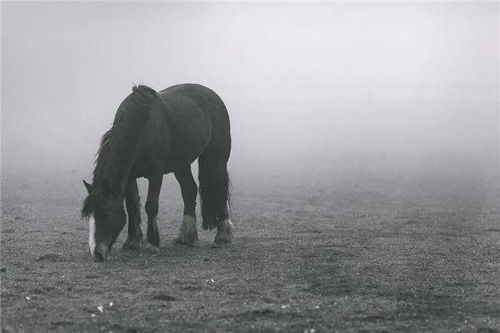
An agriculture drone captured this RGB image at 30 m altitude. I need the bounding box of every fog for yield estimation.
[2,2,498,180]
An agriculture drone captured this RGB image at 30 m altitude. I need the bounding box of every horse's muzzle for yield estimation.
[92,243,108,262]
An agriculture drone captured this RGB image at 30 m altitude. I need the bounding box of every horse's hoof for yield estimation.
[213,237,231,246]
[214,219,234,245]
[174,215,198,247]
[173,236,199,247]
[145,234,160,248]
[143,242,160,254]
[122,238,142,251]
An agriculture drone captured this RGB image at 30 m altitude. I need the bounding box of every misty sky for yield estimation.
[1,2,498,176]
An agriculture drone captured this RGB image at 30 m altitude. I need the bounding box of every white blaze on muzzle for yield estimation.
[88,215,96,255]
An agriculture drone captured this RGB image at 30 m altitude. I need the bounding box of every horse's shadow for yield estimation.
[110,238,231,265]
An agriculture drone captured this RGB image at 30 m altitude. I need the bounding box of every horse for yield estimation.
[81,84,233,262]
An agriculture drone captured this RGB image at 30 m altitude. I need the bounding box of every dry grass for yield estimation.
[1,166,499,332]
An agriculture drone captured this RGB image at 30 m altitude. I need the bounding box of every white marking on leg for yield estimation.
[225,219,234,231]
[181,215,197,237]
[175,215,198,245]
[218,219,234,232]
[88,215,96,255]
[215,218,234,244]
[182,215,197,230]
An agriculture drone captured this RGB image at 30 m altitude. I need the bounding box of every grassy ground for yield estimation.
[1,165,499,332]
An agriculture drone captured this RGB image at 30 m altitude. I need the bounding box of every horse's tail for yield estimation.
[198,145,231,230]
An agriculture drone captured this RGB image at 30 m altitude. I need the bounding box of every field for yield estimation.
[1,162,499,332]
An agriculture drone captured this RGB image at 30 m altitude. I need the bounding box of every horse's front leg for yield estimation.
[173,166,199,246]
[122,179,143,250]
[144,173,163,253]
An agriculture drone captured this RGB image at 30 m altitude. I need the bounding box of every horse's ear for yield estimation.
[83,180,94,194]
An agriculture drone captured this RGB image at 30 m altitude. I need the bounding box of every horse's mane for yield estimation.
[82,85,158,217]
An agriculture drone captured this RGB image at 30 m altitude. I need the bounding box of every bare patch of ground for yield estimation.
[1,167,499,332]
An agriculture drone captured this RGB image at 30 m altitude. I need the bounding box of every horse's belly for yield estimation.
[167,114,211,168]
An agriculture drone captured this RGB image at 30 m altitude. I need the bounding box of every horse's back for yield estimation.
[159,84,228,119]
[161,83,230,147]
[156,84,230,168]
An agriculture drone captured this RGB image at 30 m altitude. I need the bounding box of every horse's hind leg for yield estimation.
[122,179,143,250]
[212,160,234,245]
[173,166,199,246]
[199,153,234,245]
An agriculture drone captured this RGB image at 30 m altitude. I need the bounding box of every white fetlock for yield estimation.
[174,215,199,246]
[214,219,234,245]
[143,242,160,254]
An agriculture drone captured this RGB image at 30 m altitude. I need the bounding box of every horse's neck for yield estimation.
[93,136,141,195]
[93,94,152,191]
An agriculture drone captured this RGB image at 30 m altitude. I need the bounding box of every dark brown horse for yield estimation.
[82,84,233,262]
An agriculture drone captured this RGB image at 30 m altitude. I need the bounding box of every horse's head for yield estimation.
[82,180,126,262]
